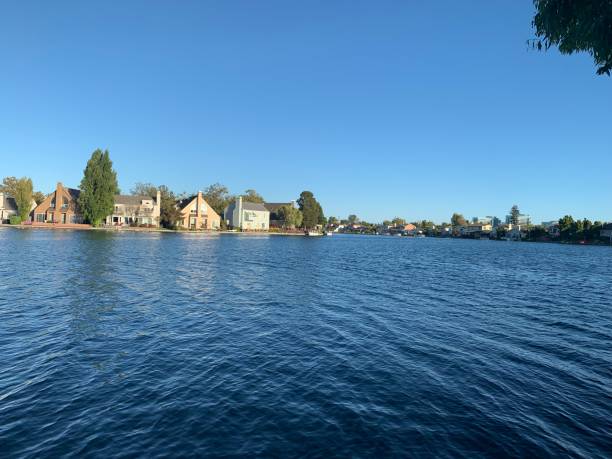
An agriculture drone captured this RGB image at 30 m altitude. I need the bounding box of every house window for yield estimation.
[36,214,44,222]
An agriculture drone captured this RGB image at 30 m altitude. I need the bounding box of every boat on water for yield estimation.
[305,230,323,237]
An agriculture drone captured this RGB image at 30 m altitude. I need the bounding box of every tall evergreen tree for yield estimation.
[297,191,324,229]
[510,205,520,226]
[79,149,119,226]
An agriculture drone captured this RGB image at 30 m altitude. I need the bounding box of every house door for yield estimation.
[62,213,67,224]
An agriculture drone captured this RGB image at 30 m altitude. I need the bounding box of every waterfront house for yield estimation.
[32,182,83,224]
[105,191,161,227]
[462,222,493,237]
[224,196,270,231]
[264,201,296,228]
[177,191,221,230]
[0,192,18,223]
[543,222,560,238]
[600,223,612,241]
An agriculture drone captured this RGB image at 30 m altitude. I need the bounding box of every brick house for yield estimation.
[32,182,83,224]
[177,191,221,230]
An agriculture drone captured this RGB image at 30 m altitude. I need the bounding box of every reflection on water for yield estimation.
[0,229,611,458]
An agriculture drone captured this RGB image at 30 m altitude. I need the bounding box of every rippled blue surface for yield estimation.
[1,228,611,458]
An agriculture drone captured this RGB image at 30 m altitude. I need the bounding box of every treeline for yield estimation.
[524,216,608,244]
[4,149,327,230]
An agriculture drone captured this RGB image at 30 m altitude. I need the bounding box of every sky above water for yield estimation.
[1,0,610,223]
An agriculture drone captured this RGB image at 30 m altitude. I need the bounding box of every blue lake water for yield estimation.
[1,228,611,458]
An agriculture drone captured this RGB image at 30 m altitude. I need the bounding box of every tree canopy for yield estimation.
[347,214,359,224]
[33,191,46,205]
[158,185,182,229]
[78,149,119,226]
[2,176,45,206]
[297,191,324,229]
[2,176,40,220]
[202,183,233,216]
[131,182,159,198]
[242,189,264,203]
[14,177,33,221]
[276,204,303,229]
[451,213,467,227]
[532,0,612,75]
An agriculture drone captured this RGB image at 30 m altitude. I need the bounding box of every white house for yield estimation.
[0,192,18,223]
[224,196,270,231]
[105,191,161,227]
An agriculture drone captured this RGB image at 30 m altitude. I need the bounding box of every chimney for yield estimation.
[237,195,243,228]
[156,189,161,206]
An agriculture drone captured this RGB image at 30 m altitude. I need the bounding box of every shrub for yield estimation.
[9,216,22,225]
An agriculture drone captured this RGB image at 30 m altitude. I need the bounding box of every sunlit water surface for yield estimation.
[1,229,611,458]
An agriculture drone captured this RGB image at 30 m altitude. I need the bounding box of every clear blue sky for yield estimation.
[1,1,610,223]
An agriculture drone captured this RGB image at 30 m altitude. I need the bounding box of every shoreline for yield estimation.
[2,224,609,246]
[0,224,305,237]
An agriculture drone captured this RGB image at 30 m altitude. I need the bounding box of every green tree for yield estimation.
[243,189,264,203]
[558,215,575,240]
[78,149,119,226]
[347,214,359,224]
[297,191,324,229]
[392,217,406,226]
[327,216,339,226]
[510,205,520,226]
[451,213,466,227]
[532,0,612,75]
[276,204,303,229]
[14,177,33,221]
[3,176,45,206]
[33,191,46,205]
[158,185,182,229]
[131,182,158,197]
[202,183,233,216]
[0,177,18,196]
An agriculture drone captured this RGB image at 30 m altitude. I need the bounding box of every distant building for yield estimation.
[462,223,493,237]
[0,192,18,223]
[543,221,560,237]
[32,182,83,224]
[177,192,221,230]
[601,223,612,240]
[105,191,161,227]
[224,196,270,231]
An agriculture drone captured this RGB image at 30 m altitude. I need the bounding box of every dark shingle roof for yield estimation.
[2,195,18,211]
[242,202,269,212]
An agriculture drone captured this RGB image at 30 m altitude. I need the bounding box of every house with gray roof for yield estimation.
[224,196,270,231]
[105,191,161,227]
[0,192,18,223]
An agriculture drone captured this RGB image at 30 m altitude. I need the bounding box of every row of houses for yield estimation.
[1,182,295,231]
